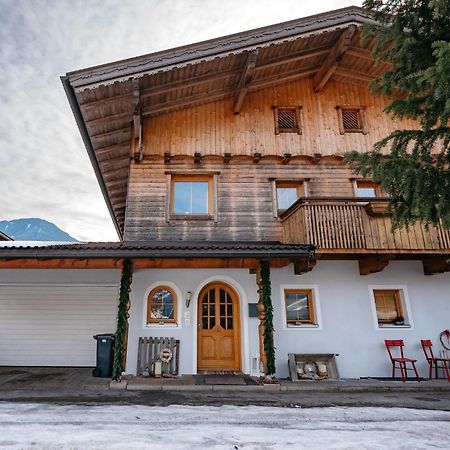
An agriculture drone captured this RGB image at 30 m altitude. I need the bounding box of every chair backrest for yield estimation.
[420,339,435,361]
[385,339,405,361]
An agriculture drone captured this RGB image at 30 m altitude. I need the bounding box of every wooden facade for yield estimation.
[143,78,416,159]
[61,7,450,276]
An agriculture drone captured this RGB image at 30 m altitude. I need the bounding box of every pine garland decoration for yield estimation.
[260,260,276,375]
[112,258,133,381]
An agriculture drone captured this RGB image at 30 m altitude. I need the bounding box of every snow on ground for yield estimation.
[0,403,449,449]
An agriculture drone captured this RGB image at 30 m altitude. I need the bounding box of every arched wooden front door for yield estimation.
[197,282,241,372]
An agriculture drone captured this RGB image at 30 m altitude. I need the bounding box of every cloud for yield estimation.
[0,0,360,241]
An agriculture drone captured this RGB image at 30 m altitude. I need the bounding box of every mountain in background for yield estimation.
[0,218,78,242]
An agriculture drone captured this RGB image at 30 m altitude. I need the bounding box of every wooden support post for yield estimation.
[422,258,450,275]
[233,50,258,114]
[359,256,390,275]
[313,25,357,92]
[255,263,268,375]
[132,79,143,163]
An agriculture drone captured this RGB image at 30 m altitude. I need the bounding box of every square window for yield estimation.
[373,289,408,327]
[147,286,177,324]
[337,106,367,134]
[355,181,381,198]
[276,182,303,210]
[171,176,213,216]
[284,289,316,326]
[274,107,302,134]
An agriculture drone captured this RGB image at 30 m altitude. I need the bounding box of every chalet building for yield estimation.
[0,7,449,379]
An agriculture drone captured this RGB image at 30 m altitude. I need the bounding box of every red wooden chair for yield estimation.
[421,340,450,381]
[384,340,420,382]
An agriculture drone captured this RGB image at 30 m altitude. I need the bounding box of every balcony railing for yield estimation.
[281,197,450,252]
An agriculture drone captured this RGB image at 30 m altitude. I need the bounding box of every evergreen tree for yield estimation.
[345,0,450,229]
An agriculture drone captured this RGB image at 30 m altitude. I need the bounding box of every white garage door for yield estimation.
[0,283,118,366]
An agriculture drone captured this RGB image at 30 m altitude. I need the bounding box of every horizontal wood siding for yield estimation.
[143,78,416,158]
[124,159,356,241]
[0,284,118,366]
[282,200,450,252]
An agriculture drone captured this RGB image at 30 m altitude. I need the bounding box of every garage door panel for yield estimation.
[0,284,118,366]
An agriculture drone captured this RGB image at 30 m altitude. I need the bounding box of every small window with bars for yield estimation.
[273,106,302,135]
[336,106,367,134]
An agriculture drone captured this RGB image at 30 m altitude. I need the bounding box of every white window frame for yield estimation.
[368,285,414,331]
[280,284,322,330]
[142,281,183,329]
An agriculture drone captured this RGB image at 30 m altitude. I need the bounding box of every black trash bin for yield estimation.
[92,334,115,377]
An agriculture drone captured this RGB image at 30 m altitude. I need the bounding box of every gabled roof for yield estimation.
[61,6,379,238]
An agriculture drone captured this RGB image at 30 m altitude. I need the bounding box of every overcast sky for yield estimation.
[0,0,361,242]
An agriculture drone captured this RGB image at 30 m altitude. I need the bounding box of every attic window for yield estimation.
[336,106,367,134]
[274,107,302,135]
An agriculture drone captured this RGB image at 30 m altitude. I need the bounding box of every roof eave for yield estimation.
[60,75,124,241]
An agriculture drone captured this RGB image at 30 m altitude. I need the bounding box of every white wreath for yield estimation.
[159,347,173,363]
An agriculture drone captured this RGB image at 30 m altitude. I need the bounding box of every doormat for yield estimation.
[194,374,259,385]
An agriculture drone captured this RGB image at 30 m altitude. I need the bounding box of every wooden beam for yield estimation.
[293,258,316,275]
[85,111,132,129]
[334,67,374,83]
[250,65,319,91]
[194,152,202,164]
[141,68,241,100]
[313,25,357,92]
[256,45,332,71]
[233,50,258,114]
[359,256,390,275]
[253,152,262,163]
[224,153,231,164]
[346,47,374,62]
[132,79,143,163]
[164,152,172,164]
[90,127,131,141]
[282,153,292,165]
[142,88,233,117]
[80,93,131,112]
[422,258,450,275]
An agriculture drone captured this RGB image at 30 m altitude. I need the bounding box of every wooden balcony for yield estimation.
[281,197,450,275]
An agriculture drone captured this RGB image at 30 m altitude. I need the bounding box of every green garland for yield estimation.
[112,258,133,380]
[260,260,276,375]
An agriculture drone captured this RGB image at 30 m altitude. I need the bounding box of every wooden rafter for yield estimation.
[313,25,357,92]
[233,50,258,114]
[334,67,374,83]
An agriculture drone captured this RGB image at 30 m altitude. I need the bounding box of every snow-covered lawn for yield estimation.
[0,403,449,449]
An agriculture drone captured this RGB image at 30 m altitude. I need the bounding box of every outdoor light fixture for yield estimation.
[185,291,192,308]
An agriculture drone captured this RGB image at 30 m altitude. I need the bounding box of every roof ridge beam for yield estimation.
[233,50,258,114]
[313,25,357,92]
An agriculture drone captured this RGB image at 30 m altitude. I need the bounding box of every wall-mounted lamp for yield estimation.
[185,291,192,308]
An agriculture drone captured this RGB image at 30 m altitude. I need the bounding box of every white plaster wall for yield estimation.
[126,268,259,375]
[127,261,450,379]
[271,260,450,379]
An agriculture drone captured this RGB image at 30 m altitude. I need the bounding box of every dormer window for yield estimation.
[273,106,302,134]
[336,106,367,134]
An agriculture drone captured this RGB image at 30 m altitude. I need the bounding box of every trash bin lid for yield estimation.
[93,333,115,340]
